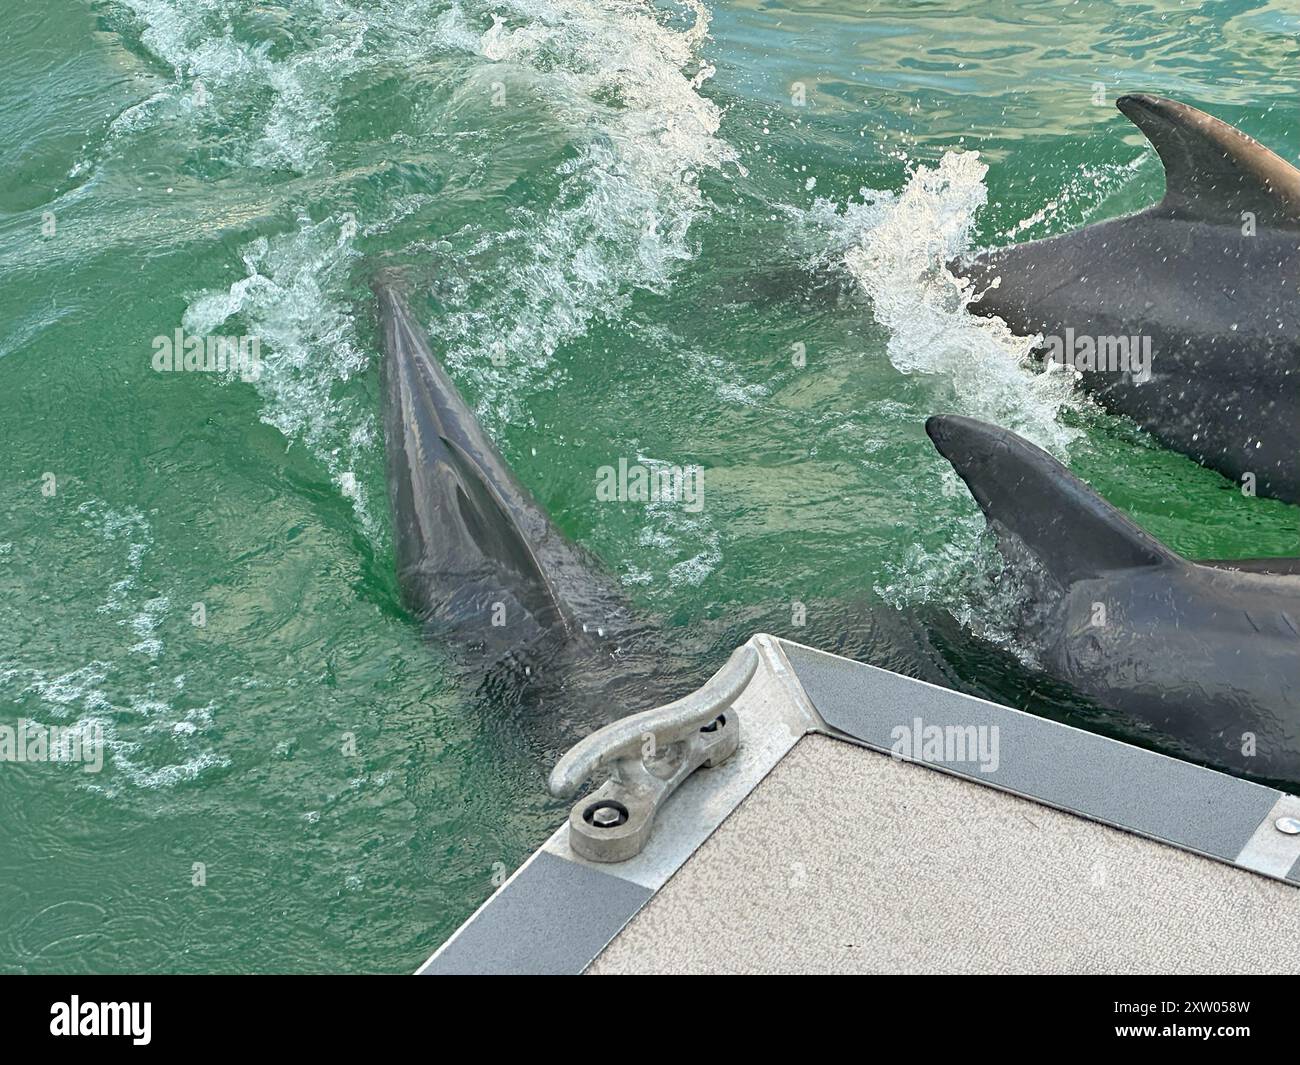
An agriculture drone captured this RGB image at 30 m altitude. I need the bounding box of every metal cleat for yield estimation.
[548,643,758,862]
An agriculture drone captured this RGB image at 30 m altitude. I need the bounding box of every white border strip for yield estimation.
[1236,795,1300,878]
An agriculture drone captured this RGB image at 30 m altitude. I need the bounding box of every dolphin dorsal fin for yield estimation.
[377,279,630,639]
[926,416,1183,587]
[1118,94,1300,228]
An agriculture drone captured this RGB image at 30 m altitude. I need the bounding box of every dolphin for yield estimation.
[950,94,1300,504]
[926,413,1300,785]
[376,274,632,665]
[374,274,971,747]
[375,273,698,753]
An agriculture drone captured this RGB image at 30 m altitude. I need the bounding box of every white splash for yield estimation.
[629,449,722,590]
[111,0,373,171]
[183,212,378,535]
[793,150,1080,457]
[0,501,231,792]
[427,0,737,427]
[785,151,1102,645]
[116,0,736,535]
[0,661,228,793]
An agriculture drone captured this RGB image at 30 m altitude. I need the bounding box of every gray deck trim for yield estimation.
[418,849,651,975]
[780,640,1298,878]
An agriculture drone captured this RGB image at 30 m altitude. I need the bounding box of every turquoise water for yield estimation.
[2,0,1297,973]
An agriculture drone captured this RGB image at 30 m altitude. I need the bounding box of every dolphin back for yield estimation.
[375,276,628,655]
[927,414,1300,784]
[949,95,1300,504]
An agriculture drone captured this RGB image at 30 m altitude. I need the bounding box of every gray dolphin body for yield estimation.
[927,414,1300,783]
[951,95,1300,503]
[376,277,700,753]
[375,277,968,742]
[375,277,639,701]
[377,278,631,660]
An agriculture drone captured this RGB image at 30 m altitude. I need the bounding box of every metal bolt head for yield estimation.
[590,804,624,828]
[1275,816,1300,835]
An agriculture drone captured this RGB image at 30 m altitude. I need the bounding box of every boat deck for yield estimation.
[420,635,1300,975]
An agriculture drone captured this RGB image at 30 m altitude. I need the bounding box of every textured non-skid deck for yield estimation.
[421,635,1300,975]
[590,733,1300,974]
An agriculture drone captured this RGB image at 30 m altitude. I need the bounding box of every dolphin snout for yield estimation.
[1116,92,1163,115]
[925,414,1003,471]
[1115,92,1190,131]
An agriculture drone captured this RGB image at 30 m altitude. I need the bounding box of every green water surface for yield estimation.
[1,0,1297,972]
